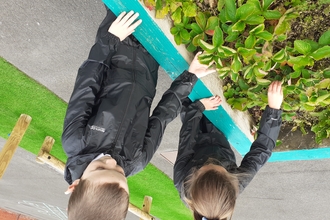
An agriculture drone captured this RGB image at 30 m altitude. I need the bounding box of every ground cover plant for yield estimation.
[144,0,330,145]
[0,57,192,220]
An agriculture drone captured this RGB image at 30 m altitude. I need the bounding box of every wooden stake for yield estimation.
[140,196,153,220]
[0,114,32,179]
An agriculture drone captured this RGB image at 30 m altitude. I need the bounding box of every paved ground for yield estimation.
[1,0,330,219]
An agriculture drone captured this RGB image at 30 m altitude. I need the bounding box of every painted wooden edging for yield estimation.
[103,0,330,162]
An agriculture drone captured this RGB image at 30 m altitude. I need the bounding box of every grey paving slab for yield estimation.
[1,0,330,219]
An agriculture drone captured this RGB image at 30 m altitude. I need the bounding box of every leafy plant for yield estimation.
[143,0,330,144]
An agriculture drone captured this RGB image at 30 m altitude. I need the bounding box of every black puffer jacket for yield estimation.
[62,18,198,184]
[173,100,282,203]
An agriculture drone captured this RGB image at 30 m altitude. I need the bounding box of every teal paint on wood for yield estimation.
[270,148,330,162]
[103,0,330,162]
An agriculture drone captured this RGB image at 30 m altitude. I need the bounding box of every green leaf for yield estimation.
[170,26,179,35]
[248,0,262,12]
[225,0,237,22]
[187,42,197,52]
[236,3,256,20]
[155,0,163,10]
[238,47,256,58]
[171,7,182,23]
[180,29,190,41]
[277,34,287,42]
[230,71,239,82]
[198,39,216,53]
[196,12,207,30]
[244,66,253,79]
[227,97,248,111]
[213,26,224,47]
[192,33,203,46]
[274,20,289,35]
[245,15,265,25]
[219,8,227,23]
[282,102,292,111]
[249,24,265,34]
[218,0,225,11]
[232,20,246,32]
[315,79,330,89]
[205,16,219,35]
[191,23,203,34]
[256,78,271,86]
[256,31,273,41]
[310,46,330,61]
[238,78,249,91]
[263,0,273,10]
[170,2,181,13]
[231,55,242,73]
[301,103,316,111]
[198,54,214,64]
[294,40,312,55]
[156,5,170,19]
[272,49,286,63]
[263,10,282,20]
[174,34,182,45]
[316,94,330,104]
[290,71,301,79]
[182,2,197,17]
[225,31,240,42]
[245,35,257,49]
[301,69,311,79]
[318,30,330,46]
[220,46,237,56]
[299,93,308,103]
[288,56,314,67]
[305,40,319,52]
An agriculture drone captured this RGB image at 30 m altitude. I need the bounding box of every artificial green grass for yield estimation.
[0,57,192,220]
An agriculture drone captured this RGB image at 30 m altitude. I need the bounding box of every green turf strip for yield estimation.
[0,57,192,219]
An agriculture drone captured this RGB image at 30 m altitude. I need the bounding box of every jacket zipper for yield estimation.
[112,48,136,148]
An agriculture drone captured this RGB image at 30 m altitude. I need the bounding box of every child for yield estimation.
[174,81,283,220]
[61,7,215,220]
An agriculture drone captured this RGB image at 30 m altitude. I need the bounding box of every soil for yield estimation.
[276,123,330,151]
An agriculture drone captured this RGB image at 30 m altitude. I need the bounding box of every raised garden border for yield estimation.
[103,0,330,162]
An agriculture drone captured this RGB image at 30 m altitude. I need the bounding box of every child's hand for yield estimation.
[188,52,216,78]
[200,95,222,110]
[108,11,142,41]
[268,81,283,109]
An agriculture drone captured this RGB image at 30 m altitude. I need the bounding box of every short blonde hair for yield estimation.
[68,179,129,220]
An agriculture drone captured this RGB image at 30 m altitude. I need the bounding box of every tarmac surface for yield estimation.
[1,0,330,219]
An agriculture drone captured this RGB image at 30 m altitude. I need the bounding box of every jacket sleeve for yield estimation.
[237,106,282,191]
[61,33,120,158]
[173,100,205,193]
[140,71,198,168]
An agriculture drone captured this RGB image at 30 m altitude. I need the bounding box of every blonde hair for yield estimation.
[184,165,239,220]
[68,179,129,220]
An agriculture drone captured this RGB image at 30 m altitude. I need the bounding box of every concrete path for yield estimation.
[1,0,330,219]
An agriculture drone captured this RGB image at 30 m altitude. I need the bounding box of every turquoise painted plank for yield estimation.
[270,148,330,162]
[103,0,330,162]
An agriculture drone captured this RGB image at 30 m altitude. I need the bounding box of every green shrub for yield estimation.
[143,0,330,144]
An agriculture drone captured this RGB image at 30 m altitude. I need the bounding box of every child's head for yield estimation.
[185,164,239,220]
[66,156,129,220]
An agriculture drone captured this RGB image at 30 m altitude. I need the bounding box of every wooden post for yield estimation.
[140,196,153,220]
[36,136,65,174]
[0,114,32,179]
